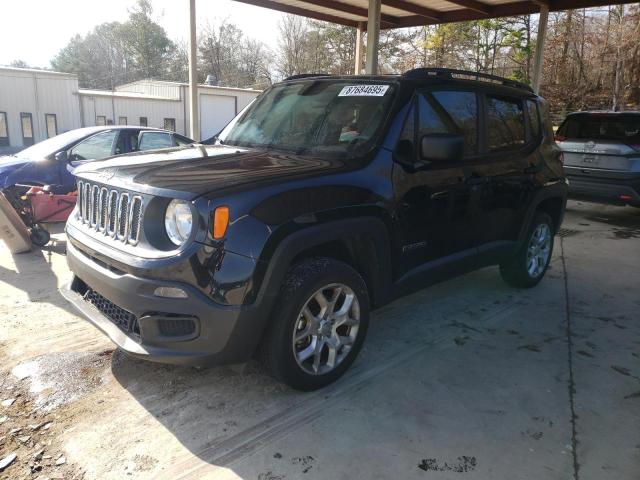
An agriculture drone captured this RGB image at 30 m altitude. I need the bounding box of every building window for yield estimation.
[20,112,34,146]
[163,118,176,132]
[0,112,9,147]
[96,115,106,126]
[118,116,127,125]
[45,114,58,138]
[106,119,114,125]
[139,117,148,127]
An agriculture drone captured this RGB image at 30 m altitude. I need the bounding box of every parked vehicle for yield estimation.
[61,69,567,390]
[556,111,640,207]
[0,126,193,192]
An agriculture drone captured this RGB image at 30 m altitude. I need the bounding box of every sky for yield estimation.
[0,0,284,68]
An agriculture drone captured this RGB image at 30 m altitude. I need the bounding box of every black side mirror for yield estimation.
[54,151,68,162]
[420,133,464,163]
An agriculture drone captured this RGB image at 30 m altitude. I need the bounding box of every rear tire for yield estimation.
[500,212,554,288]
[259,257,370,391]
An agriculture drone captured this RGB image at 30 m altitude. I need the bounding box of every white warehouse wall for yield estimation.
[1,69,261,149]
[0,67,81,148]
[79,92,185,135]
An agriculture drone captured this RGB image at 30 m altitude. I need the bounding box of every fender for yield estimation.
[250,216,393,317]
[516,178,569,245]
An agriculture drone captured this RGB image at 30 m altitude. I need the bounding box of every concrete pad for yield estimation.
[1,201,638,480]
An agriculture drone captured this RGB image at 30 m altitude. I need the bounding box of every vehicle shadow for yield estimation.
[109,266,568,479]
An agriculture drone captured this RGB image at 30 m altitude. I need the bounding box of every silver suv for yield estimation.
[556,112,640,207]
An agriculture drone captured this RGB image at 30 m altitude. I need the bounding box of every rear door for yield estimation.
[470,93,537,253]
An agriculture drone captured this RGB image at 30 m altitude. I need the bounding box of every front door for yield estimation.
[393,89,483,278]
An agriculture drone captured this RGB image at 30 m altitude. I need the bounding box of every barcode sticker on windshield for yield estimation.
[338,85,389,97]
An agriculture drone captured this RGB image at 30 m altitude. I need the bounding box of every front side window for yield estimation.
[218,80,396,159]
[487,96,525,152]
[0,112,8,146]
[21,112,34,146]
[139,132,173,151]
[45,114,57,138]
[413,91,478,158]
[163,118,176,132]
[69,130,118,161]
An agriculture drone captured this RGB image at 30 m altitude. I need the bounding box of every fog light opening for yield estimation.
[153,286,188,299]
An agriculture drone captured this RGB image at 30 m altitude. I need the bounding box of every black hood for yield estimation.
[73,144,348,200]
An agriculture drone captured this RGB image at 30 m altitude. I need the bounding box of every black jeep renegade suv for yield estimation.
[62,69,567,391]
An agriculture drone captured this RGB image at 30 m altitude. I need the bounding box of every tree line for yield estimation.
[13,0,639,115]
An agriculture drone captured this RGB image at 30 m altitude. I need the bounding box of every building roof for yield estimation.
[77,89,179,101]
[232,0,638,28]
[117,79,263,94]
[0,66,77,77]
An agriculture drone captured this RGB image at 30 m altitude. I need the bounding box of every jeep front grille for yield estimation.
[77,181,143,245]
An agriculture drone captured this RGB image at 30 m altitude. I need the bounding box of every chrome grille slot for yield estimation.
[128,196,143,244]
[77,181,84,220]
[90,185,99,227]
[83,183,91,223]
[107,190,118,235]
[117,193,129,241]
[98,187,108,231]
[75,181,144,246]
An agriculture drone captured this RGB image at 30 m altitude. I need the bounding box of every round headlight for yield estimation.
[164,199,193,246]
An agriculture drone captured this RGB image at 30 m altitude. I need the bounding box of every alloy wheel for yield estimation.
[292,283,360,375]
[526,223,552,278]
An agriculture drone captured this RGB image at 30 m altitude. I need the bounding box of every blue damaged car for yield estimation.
[0,126,193,193]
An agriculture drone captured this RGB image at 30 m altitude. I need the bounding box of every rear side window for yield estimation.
[526,100,541,139]
[557,115,640,142]
[487,96,525,152]
[418,91,478,157]
[139,132,174,151]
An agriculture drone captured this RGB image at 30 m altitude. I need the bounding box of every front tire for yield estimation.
[259,257,370,391]
[500,212,554,288]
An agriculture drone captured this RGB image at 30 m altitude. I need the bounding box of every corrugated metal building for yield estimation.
[82,80,259,140]
[0,67,82,151]
[0,67,261,152]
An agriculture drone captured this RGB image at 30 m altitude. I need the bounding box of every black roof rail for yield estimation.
[284,73,330,81]
[402,68,533,93]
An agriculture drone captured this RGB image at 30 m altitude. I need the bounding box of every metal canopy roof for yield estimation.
[233,0,637,28]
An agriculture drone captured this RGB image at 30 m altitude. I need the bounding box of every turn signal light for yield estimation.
[213,206,229,239]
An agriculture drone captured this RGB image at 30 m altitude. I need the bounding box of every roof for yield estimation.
[0,66,77,78]
[78,89,179,101]
[232,0,639,28]
[116,79,263,94]
[281,68,535,93]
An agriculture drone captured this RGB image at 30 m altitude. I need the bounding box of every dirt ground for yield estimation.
[0,199,639,480]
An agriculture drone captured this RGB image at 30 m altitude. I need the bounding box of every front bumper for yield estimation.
[565,168,640,206]
[61,240,265,366]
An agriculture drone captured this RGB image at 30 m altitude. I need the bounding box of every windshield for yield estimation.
[557,114,640,143]
[217,80,396,158]
[14,128,101,160]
